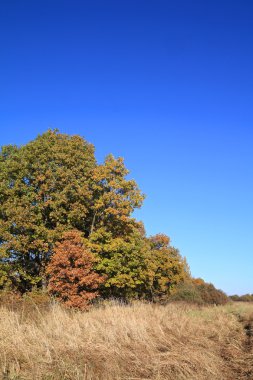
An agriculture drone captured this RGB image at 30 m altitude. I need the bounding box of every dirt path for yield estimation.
[222,313,253,380]
[240,314,253,379]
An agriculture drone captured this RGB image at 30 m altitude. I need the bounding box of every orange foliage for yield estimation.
[46,230,104,309]
[149,234,170,249]
[192,278,205,286]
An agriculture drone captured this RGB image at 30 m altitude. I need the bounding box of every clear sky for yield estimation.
[1,0,253,295]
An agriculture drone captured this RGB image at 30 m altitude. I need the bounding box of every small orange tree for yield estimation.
[46,230,104,309]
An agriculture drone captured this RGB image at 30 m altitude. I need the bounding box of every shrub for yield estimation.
[169,280,229,305]
[169,282,204,304]
[230,294,253,302]
[197,283,228,305]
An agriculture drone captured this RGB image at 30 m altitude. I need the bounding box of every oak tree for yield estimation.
[0,130,144,293]
[0,130,96,291]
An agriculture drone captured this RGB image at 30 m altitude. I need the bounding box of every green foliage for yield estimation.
[88,228,148,299]
[145,234,190,301]
[88,231,189,302]
[0,130,96,291]
[0,129,193,304]
[0,130,146,294]
[90,154,145,237]
[170,280,229,305]
[230,294,253,302]
[169,282,204,304]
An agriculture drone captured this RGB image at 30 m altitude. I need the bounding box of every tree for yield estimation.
[90,154,145,238]
[88,227,149,300]
[87,230,189,302]
[170,280,228,305]
[46,230,104,309]
[145,234,189,301]
[0,129,191,303]
[0,130,144,292]
[196,282,228,305]
[0,130,96,291]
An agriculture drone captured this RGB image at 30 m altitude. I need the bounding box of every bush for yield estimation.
[0,290,22,309]
[169,282,204,304]
[197,283,228,305]
[230,294,253,302]
[22,289,52,308]
[169,280,229,305]
[0,289,52,319]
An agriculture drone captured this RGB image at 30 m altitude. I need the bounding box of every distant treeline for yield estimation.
[230,294,253,302]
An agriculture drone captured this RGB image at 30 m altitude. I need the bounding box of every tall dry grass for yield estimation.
[0,301,252,380]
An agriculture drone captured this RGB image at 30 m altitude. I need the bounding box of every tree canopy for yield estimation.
[0,129,192,304]
[0,130,96,291]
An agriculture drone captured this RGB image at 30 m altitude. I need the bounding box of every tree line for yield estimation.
[0,130,227,308]
[230,294,253,302]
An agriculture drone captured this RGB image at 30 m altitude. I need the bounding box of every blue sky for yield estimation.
[1,1,253,295]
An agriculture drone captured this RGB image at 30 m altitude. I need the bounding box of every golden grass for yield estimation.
[1,301,253,380]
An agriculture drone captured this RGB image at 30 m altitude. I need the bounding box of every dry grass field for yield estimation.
[0,299,253,380]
